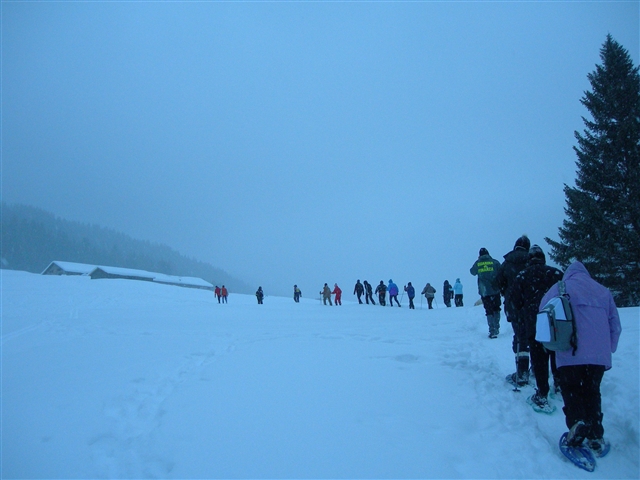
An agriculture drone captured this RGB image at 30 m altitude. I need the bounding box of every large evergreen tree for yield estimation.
[546,35,640,307]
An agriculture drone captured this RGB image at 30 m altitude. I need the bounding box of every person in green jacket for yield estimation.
[470,248,502,339]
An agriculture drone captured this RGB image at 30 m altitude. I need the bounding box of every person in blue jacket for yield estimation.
[404,282,416,309]
[453,278,464,307]
[388,279,401,307]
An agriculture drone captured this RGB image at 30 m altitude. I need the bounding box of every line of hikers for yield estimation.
[469,234,621,455]
[314,279,464,309]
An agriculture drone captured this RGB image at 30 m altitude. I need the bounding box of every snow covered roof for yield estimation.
[42,261,97,275]
[153,274,213,289]
[89,266,156,280]
[42,262,213,290]
[89,266,213,290]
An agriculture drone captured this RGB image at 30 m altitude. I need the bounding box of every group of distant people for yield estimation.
[470,234,622,455]
[213,285,228,303]
[312,279,465,310]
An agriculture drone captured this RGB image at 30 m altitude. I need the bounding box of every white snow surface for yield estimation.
[2,270,638,479]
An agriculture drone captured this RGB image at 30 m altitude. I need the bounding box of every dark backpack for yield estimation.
[535,281,577,354]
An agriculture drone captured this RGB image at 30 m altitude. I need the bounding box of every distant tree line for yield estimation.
[1,202,253,294]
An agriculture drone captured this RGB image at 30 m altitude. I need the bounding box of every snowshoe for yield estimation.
[587,438,611,458]
[527,393,556,414]
[505,372,529,387]
[559,432,596,472]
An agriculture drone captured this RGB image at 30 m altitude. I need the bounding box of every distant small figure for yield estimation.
[404,282,416,309]
[375,281,387,306]
[214,286,221,303]
[363,280,376,305]
[321,283,333,306]
[388,279,401,307]
[293,285,302,303]
[453,278,464,307]
[332,283,342,306]
[421,283,436,309]
[443,280,453,308]
[256,286,264,304]
[354,280,365,304]
[221,285,228,304]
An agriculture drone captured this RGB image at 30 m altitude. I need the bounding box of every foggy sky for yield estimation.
[3,1,639,298]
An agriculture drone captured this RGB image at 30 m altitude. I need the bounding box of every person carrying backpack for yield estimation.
[496,235,531,386]
[540,261,621,456]
[293,285,302,303]
[470,248,502,338]
[511,245,563,412]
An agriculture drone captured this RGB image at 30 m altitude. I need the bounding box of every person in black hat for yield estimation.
[496,234,532,386]
[511,245,564,411]
[470,247,502,338]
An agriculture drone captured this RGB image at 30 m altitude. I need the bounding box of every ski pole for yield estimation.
[513,324,521,393]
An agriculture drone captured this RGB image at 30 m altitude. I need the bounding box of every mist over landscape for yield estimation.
[2,2,637,298]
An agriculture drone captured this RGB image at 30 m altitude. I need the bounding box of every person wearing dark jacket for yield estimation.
[354,280,365,304]
[496,235,531,386]
[404,282,416,309]
[363,280,375,305]
[375,281,387,306]
[470,248,502,338]
[256,286,264,304]
[511,245,563,411]
[443,280,454,307]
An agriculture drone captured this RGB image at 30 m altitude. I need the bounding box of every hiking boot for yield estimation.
[530,392,549,409]
[488,333,497,339]
[566,421,587,447]
[506,372,529,387]
[587,437,610,457]
[517,369,529,386]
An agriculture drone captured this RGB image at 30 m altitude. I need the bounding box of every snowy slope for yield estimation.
[2,270,638,478]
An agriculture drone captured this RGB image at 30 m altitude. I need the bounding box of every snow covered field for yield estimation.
[2,270,638,478]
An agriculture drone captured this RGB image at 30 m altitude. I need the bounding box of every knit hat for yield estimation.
[528,244,545,262]
[515,235,531,251]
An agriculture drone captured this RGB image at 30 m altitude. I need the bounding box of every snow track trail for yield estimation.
[2,271,638,478]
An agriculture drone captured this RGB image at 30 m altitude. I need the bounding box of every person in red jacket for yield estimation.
[220,285,228,303]
[214,286,221,303]
[332,283,342,306]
